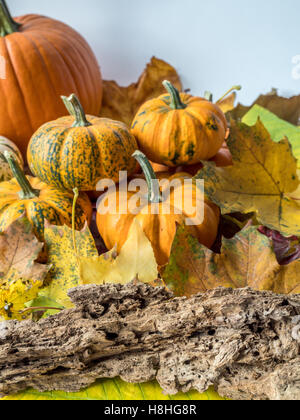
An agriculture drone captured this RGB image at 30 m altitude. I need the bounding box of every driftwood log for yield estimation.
[0,283,300,400]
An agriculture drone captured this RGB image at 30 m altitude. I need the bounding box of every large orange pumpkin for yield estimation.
[131,80,227,167]
[0,0,102,159]
[97,151,220,266]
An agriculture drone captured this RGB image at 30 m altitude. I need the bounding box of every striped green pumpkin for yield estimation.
[27,94,138,191]
[0,153,92,242]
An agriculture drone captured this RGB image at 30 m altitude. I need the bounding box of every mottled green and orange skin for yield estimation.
[0,176,92,241]
[131,93,228,167]
[27,116,138,191]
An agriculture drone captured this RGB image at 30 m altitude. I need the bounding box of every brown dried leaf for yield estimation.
[162,225,300,297]
[0,217,49,287]
[229,90,300,125]
[101,57,182,126]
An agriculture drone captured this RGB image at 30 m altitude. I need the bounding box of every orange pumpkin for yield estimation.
[97,151,220,266]
[0,0,102,159]
[135,144,233,178]
[177,142,233,176]
[131,80,227,167]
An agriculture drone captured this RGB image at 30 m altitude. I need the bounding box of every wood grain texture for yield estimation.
[0,283,300,400]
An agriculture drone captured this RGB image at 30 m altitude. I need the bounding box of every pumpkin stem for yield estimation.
[163,80,187,110]
[72,188,79,258]
[204,91,213,102]
[61,94,92,128]
[3,151,40,200]
[132,151,162,204]
[0,0,20,37]
[216,85,242,104]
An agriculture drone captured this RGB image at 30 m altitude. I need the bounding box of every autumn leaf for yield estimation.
[259,226,300,265]
[39,223,98,308]
[215,85,241,114]
[163,225,300,297]
[101,57,182,126]
[0,279,43,321]
[80,219,158,285]
[0,217,49,287]
[229,89,300,126]
[216,92,237,114]
[197,119,300,237]
[2,379,224,401]
[242,105,300,165]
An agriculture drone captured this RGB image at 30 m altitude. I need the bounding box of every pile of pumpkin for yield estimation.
[0,0,232,268]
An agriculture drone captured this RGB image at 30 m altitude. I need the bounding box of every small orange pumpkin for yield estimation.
[97,151,220,266]
[131,81,228,167]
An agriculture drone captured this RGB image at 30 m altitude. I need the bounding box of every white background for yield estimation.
[9,0,300,104]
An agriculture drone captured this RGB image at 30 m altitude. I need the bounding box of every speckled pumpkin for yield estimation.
[0,152,92,241]
[131,81,228,167]
[97,151,220,266]
[0,136,23,182]
[27,94,138,191]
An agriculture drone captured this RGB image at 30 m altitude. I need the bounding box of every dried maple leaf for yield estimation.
[39,223,98,308]
[0,217,49,287]
[197,119,300,237]
[100,57,182,126]
[80,219,158,285]
[0,279,43,321]
[163,225,300,297]
[229,89,300,126]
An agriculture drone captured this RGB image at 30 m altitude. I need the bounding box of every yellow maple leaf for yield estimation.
[197,119,300,237]
[39,223,98,308]
[216,85,241,114]
[0,279,43,321]
[163,225,300,297]
[80,219,158,285]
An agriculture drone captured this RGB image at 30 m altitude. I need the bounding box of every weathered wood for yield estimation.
[0,283,300,400]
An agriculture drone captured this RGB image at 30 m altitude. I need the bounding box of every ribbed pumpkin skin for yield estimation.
[97,172,220,266]
[0,13,102,159]
[28,117,138,191]
[131,93,228,167]
[0,176,92,241]
[0,136,23,182]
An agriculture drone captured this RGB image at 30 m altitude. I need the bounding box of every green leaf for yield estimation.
[242,105,300,165]
[1,379,226,401]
